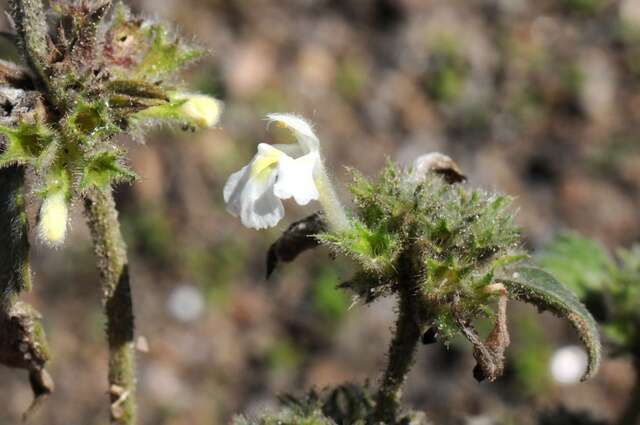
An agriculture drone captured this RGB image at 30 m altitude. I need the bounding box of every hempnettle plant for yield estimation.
[226,116,602,425]
[0,0,220,424]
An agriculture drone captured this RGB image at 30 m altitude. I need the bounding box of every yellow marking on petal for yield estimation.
[251,148,283,181]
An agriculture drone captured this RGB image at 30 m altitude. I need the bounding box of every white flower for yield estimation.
[38,191,68,247]
[223,113,321,229]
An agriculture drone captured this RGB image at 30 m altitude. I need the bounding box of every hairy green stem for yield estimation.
[0,165,31,307]
[84,189,136,425]
[373,278,422,424]
[314,162,349,232]
[7,0,50,91]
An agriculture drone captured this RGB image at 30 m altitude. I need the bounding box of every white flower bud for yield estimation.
[38,192,68,247]
[177,93,223,128]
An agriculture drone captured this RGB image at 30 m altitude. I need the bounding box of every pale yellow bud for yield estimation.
[38,192,68,247]
[177,93,223,128]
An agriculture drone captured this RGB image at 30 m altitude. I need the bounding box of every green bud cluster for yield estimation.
[320,163,524,343]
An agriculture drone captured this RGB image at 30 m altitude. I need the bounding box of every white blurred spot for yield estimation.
[136,336,149,353]
[142,362,188,406]
[167,285,205,323]
[550,345,588,384]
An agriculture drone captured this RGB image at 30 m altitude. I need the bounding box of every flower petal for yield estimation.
[273,152,320,205]
[223,144,286,229]
[266,113,319,153]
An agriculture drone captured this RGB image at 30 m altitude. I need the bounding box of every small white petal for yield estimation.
[266,113,319,153]
[223,144,286,229]
[273,152,320,205]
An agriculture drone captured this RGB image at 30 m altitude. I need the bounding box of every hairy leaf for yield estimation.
[133,24,205,81]
[79,150,136,191]
[501,266,601,381]
[0,122,55,168]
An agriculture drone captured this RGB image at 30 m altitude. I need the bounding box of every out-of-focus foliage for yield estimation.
[539,233,640,354]
[537,233,613,298]
[510,315,552,397]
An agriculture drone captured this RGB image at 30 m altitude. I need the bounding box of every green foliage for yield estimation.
[311,268,350,323]
[424,36,468,103]
[539,233,640,355]
[510,315,552,397]
[501,266,601,381]
[0,121,55,169]
[321,163,523,344]
[538,233,613,298]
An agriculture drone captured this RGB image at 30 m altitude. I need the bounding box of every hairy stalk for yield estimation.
[314,162,349,232]
[617,356,640,425]
[373,269,422,424]
[7,0,51,95]
[0,165,31,307]
[84,189,136,425]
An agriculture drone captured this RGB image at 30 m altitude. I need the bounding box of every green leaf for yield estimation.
[133,24,205,82]
[79,150,136,191]
[501,266,601,381]
[537,232,613,298]
[0,122,56,168]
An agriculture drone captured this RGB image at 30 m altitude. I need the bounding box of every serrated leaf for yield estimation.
[501,266,601,381]
[79,150,136,191]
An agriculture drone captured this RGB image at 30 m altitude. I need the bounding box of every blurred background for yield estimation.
[1,0,640,424]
